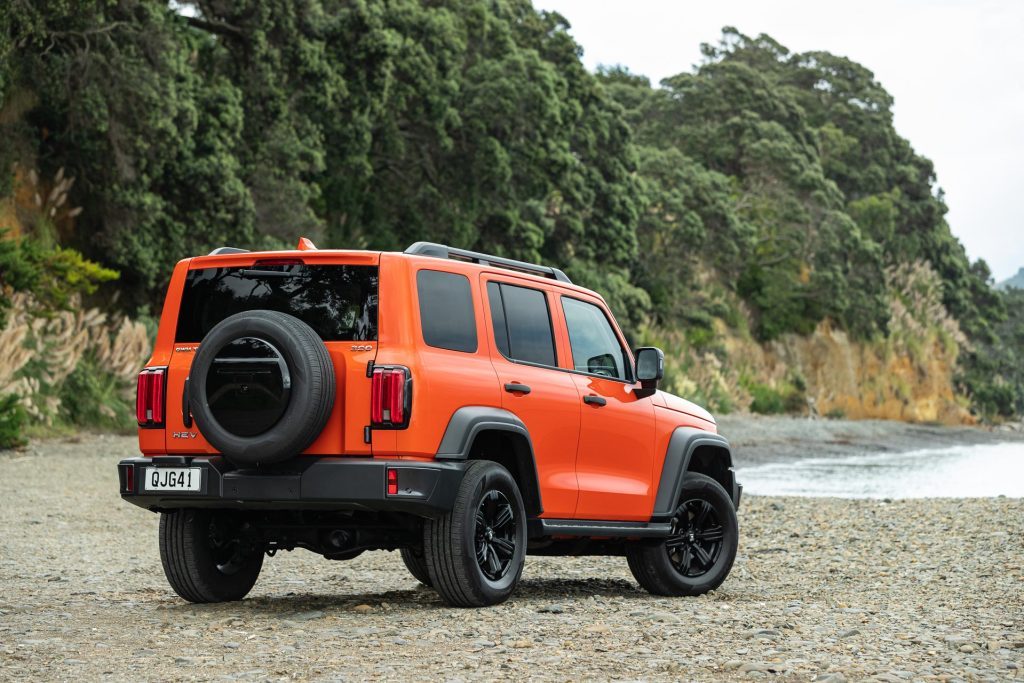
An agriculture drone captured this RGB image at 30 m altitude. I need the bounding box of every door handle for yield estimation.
[504,382,531,395]
[583,395,607,406]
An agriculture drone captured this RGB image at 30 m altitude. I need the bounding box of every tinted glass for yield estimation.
[561,297,629,381]
[176,265,378,342]
[417,270,477,353]
[487,282,510,357]
[498,284,556,367]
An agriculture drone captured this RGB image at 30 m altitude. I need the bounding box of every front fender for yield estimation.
[652,427,738,520]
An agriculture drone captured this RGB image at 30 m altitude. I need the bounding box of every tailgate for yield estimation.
[162,252,379,456]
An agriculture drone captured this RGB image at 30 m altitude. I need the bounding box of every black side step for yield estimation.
[529,519,672,539]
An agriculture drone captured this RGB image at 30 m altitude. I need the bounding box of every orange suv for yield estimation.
[119,239,741,607]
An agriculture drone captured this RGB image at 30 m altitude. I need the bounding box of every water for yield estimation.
[737,441,1024,498]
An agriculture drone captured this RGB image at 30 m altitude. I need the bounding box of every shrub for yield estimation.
[0,394,27,449]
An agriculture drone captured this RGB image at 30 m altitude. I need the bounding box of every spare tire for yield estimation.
[188,310,335,467]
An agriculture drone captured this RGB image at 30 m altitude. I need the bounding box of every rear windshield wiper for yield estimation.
[239,268,298,278]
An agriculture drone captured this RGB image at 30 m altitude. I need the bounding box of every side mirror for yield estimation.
[634,347,664,399]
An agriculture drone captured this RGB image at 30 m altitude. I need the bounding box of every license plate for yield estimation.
[144,467,202,492]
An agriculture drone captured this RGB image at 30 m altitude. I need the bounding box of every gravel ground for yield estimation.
[2,433,1023,681]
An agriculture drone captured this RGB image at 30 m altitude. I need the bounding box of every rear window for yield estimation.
[176,264,378,342]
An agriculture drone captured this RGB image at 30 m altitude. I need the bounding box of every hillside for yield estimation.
[1,3,1023,445]
[998,268,1024,290]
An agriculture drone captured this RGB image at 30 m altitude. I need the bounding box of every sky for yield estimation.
[534,0,1024,282]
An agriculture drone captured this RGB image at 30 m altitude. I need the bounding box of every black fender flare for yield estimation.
[652,427,737,520]
[435,406,543,516]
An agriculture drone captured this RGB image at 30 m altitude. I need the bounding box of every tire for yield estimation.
[188,310,335,467]
[626,473,738,596]
[159,510,263,603]
[400,546,433,587]
[423,460,526,607]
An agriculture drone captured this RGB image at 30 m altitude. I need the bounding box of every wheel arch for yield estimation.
[435,406,542,517]
[652,427,737,520]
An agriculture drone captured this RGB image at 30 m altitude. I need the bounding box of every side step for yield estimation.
[529,518,672,539]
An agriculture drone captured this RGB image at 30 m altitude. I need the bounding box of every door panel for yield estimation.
[571,374,656,521]
[481,275,581,518]
[559,295,656,521]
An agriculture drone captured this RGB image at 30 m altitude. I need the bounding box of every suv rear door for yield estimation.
[558,294,656,521]
[163,252,379,457]
[480,275,581,518]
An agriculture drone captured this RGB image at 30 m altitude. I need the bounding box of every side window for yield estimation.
[417,270,477,353]
[487,282,557,367]
[561,297,631,381]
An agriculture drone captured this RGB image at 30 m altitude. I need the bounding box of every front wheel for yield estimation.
[159,510,263,603]
[423,460,526,607]
[626,473,738,596]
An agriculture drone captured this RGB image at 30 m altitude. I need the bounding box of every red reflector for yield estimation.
[370,367,409,427]
[136,368,167,426]
[125,465,134,493]
[387,468,398,495]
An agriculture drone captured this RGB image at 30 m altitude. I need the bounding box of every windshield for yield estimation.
[175,264,378,342]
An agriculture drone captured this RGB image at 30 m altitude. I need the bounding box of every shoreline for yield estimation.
[717,413,1024,467]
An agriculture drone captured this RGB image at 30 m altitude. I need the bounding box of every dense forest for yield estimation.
[1,1,1022,446]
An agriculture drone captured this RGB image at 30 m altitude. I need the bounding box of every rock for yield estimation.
[739,662,772,673]
[223,642,240,649]
[537,605,564,614]
[293,610,325,622]
[352,604,373,614]
[838,628,860,638]
[814,674,846,683]
[584,623,611,634]
[958,643,976,653]
[510,639,532,648]
[723,660,746,670]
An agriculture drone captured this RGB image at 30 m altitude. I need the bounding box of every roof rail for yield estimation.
[404,242,572,284]
[208,246,250,256]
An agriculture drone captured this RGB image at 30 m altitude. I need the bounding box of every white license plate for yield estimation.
[144,467,202,492]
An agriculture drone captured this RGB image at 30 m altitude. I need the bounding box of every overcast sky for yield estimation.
[535,0,1024,282]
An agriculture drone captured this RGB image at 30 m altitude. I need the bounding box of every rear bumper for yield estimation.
[118,456,468,517]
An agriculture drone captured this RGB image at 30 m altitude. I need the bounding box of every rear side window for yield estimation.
[417,270,477,353]
[176,265,378,342]
[487,282,556,367]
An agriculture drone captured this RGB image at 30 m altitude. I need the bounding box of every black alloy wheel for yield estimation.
[159,509,264,603]
[626,472,738,596]
[474,490,517,581]
[423,460,527,607]
[665,498,725,578]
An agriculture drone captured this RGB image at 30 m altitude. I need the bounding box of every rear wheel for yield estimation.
[423,460,526,607]
[626,473,738,596]
[400,546,432,587]
[159,510,263,603]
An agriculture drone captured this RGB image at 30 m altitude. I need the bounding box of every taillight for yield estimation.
[387,468,399,495]
[370,366,411,428]
[136,367,167,427]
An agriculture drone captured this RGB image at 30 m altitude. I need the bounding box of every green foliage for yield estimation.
[0,230,118,326]
[958,288,1024,419]
[0,395,28,450]
[59,357,136,433]
[746,380,806,415]
[3,8,1021,417]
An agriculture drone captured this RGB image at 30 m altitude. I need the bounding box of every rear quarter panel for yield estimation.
[377,255,502,458]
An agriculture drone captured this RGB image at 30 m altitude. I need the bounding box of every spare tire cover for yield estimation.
[188,310,335,467]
